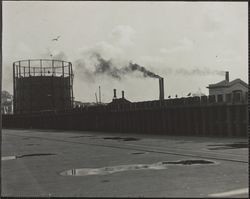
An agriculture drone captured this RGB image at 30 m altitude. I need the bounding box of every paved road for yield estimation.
[1,129,248,197]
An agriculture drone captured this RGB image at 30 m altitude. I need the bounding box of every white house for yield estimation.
[207,71,248,102]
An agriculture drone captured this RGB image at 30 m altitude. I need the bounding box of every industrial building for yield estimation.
[2,59,248,137]
[13,59,74,113]
[207,71,248,103]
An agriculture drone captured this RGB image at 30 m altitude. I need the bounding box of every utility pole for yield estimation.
[95,93,98,104]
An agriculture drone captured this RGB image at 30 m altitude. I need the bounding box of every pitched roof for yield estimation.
[109,98,131,105]
[207,78,248,89]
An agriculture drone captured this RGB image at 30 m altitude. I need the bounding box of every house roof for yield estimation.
[207,78,248,89]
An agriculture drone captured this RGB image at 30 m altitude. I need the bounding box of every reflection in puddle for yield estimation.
[208,142,248,150]
[2,153,55,161]
[1,156,17,161]
[61,164,164,176]
[60,159,215,176]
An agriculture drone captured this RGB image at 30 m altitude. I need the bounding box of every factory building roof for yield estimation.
[207,78,248,89]
[110,98,131,105]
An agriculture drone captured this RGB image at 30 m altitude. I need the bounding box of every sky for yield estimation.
[2,1,248,103]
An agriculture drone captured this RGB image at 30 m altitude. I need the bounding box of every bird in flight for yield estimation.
[52,36,60,41]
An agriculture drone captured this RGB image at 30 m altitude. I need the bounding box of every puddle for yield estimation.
[18,153,55,158]
[101,180,110,183]
[2,153,55,161]
[103,137,140,141]
[26,144,40,146]
[208,142,248,150]
[22,137,31,140]
[60,159,215,176]
[131,152,146,155]
[161,160,214,165]
[60,164,163,176]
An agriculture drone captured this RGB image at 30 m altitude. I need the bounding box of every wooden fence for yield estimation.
[2,96,248,137]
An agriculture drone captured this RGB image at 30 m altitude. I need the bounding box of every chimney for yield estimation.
[99,86,101,103]
[113,89,117,99]
[225,71,229,82]
[122,90,124,99]
[159,77,164,101]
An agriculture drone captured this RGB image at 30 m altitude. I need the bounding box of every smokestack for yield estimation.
[122,90,124,99]
[113,89,117,99]
[159,77,164,101]
[225,71,229,82]
[99,86,101,103]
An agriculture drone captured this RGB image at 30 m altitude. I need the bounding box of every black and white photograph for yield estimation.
[1,1,248,198]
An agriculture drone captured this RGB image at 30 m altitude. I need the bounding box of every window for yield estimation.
[217,94,223,102]
[226,93,232,102]
[232,90,242,102]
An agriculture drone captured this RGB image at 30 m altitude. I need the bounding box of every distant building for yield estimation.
[192,88,206,97]
[1,90,13,114]
[73,100,108,108]
[207,71,248,102]
[73,100,86,108]
[108,89,131,108]
[74,101,97,108]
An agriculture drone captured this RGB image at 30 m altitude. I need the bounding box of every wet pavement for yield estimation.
[1,129,248,197]
[103,137,140,141]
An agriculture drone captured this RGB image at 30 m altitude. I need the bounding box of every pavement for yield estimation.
[1,128,249,197]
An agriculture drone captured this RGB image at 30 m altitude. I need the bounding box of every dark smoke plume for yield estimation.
[123,63,160,78]
[91,53,161,79]
[75,52,225,82]
[92,53,122,80]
